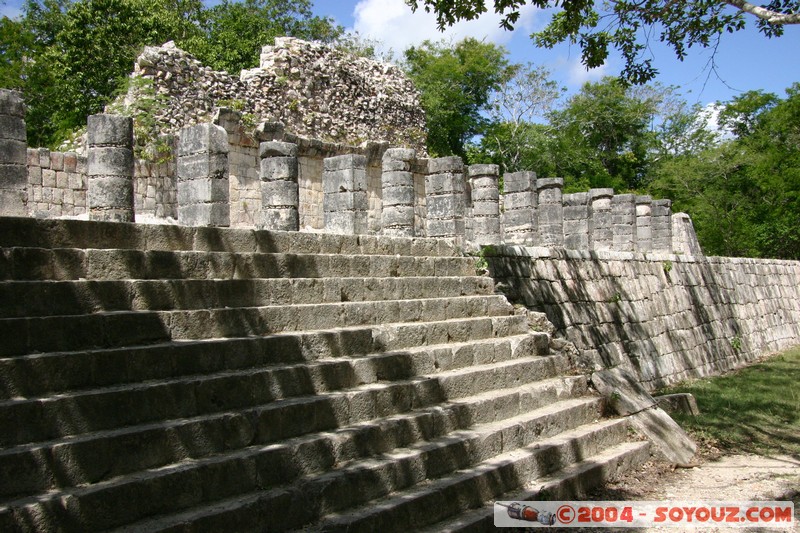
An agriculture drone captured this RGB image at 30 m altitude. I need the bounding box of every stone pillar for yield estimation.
[611,193,637,252]
[467,164,501,246]
[324,154,368,235]
[636,195,653,253]
[425,157,465,240]
[672,212,704,256]
[536,178,564,247]
[651,199,673,253]
[563,192,589,250]
[0,89,27,216]
[259,141,298,231]
[87,114,135,222]
[589,188,614,251]
[381,148,416,237]
[177,123,230,227]
[502,171,537,245]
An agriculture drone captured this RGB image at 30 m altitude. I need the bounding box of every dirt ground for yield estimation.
[515,445,800,532]
[593,454,799,531]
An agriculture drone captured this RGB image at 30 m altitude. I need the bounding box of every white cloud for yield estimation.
[566,57,609,86]
[351,0,540,55]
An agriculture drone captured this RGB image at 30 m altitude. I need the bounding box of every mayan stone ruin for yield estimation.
[0,38,799,532]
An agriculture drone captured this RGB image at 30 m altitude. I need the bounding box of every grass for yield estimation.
[658,347,800,458]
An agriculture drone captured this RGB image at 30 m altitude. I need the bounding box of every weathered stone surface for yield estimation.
[109,39,426,152]
[0,89,25,117]
[87,114,133,147]
[259,141,297,158]
[655,393,700,416]
[592,367,697,465]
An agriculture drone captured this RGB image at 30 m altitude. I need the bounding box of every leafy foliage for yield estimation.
[406,0,799,84]
[0,0,340,147]
[186,0,340,75]
[402,38,510,159]
[650,84,800,259]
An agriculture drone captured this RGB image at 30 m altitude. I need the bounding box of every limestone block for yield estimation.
[427,195,465,219]
[0,115,26,141]
[178,123,229,156]
[87,147,134,177]
[259,141,297,158]
[382,185,415,206]
[87,114,134,147]
[179,153,228,180]
[382,170,413,187]
[178,202,230,227]
[324,191,368,212]
[0,89,25,117]
[262,180,299,207]
[427,156,463,174]
[260,157,298,181]
[425,172,464,195]
[504,171,536,194]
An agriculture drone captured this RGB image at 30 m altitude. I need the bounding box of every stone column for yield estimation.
[502,171,537,245]
[636,195,653,253]
[177,123,230,227]
[563,192,589,250]
[259,141,298,231]
[536,178,564,247]
[467,164,501,246]
[0,89,27,216]
[381,148,416,237]
[425,157,465,240]
[87,114,135,222]
[651,199,673,253]
[611,193,637,252]
[672,212,704,256]
[589,188,614,251]
[324,154,368,235]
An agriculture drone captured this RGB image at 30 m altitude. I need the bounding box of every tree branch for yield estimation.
[723,0,800,24]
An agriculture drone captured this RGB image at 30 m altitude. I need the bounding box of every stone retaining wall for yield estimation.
[489,247,800,389]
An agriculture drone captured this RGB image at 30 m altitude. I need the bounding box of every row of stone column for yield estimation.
[0,93,137,222]
[0,91,675,252]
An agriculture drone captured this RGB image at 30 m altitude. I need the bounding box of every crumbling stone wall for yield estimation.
[489,248,800,389]
[126,38,426,152]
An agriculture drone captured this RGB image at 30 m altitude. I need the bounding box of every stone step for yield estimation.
[96,416,632,533]
[0,294,514,357]
[312,427,649,533]
[0,351,567,447]
[0,247,478,281]
[0,315,533,399]
[0,374,587,502]
[0,393,602,532]
[419,440,653,532]
[0,216,463,257]
[0,276,496,318]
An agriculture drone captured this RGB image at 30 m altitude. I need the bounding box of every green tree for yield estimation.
[406,0,800,84]
[480,63,563,173]
[0,0,342,147]
[187,0,340,75]
[650,84,800,259]
[403,38,510,158]
[546,77,663,191]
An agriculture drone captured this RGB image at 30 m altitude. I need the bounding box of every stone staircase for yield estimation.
[0,217,650,532]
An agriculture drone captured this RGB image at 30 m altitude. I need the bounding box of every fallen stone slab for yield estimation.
[591,367,697,466]
[655,392,700,416]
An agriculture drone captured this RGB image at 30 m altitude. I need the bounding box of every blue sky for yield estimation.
[1,0,798,108]
[311,0,800,109]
